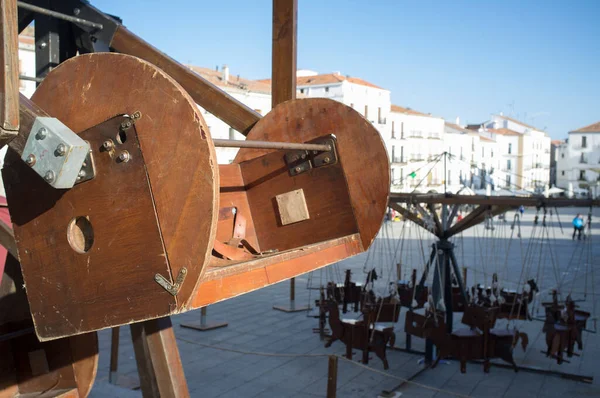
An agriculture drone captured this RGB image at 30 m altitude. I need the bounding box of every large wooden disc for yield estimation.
[235,98,389,250]
[4,53,218,339]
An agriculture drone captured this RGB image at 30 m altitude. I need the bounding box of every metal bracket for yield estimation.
[284,136,337,176]
[75,145,95,184]
[154,268,187,296]
[22,117,91,189]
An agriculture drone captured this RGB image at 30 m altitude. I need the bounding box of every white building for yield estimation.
[443,122,475,192]
[188,65,273,164]
[474,114,551,191]
[556,121,600,198]
[388,106,444,193]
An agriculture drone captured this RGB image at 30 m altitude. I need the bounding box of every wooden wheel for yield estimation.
[3,53,219,340]
[235,98,390,250]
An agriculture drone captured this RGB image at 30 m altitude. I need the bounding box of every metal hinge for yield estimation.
[154,267,187,296]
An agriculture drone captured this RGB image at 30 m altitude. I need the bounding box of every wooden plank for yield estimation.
[390,193,600,207]
[192,234,362,308]
[110,26,261,136]
[131,317,188,398]
[271,0,297,106]
[326,355,338,398]
[445,205,489,237]
[446,205,510,237]
[427,203,442,237]
[0,0,19,146]
[240,147,358,253]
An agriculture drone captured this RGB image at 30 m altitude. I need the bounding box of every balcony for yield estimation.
[378,118,387,125]
[392,157,406,164]
[407,131,424,139]
[427,132,441,140]
[409,154,425,162]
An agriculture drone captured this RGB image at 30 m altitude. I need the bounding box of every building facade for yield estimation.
[556,121,600,198]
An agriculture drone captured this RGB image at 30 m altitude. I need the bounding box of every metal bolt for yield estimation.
[39,42,47,49]
[56,143,67,156]
[118,151,130,162]
[44,170,55,183]
[73,8,81,15]
[78,169,86,178]
[102,140,113,150]
[294,166,301,173]
[25,154,36,166]
[301,153,307,159]
[36,127,47,140]
[323,157,330,164]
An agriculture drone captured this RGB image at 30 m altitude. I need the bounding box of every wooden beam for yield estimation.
[445,204,489,237]
[7,93,49,157]
[447,204,460,227]
[0,219,17,259]
[0,0,20,147]
[445,205,511,237]
[110,26,261,136]
[427,203,442,236]
[390,193,600,207]
[271,0,297,106]
[388,202,432,233]
[130,317,188,398]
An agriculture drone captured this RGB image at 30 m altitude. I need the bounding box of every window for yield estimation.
[364,105,369,119]
[300,88,304,94]
[561,171,565,176]
[391,146,395,162]
[391,121,395,138]
[508,143,512,154]
[582,136,587,148]
[378,107,382,123]
[229,128,235,140]
[491,149,494,158]
[561,153,564,158]
[580,170,586,180]
[400,168,404,183]
[400,146,404,162]
[506,175,511,187]
[580,153,588,164]
[401,122,404,139]
[325,87,329,93]
[391,168,395,183]
[507,159,512,170]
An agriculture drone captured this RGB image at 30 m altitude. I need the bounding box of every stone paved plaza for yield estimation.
[90,206,600,397]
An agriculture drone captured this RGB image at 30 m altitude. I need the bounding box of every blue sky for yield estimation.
[97,0,599,139]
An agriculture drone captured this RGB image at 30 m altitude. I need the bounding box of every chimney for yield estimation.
[222,64,229,83]
[455,116,460,126]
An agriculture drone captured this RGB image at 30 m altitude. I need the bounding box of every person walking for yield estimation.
[572,214,585,240]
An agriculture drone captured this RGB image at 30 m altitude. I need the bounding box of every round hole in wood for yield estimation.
[67,216,94,253]
[116,130,127,144]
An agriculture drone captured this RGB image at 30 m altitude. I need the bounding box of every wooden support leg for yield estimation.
[326,355,338,398]
[130,317,188,398]
[273,277,310,312]
[109,327,140,389]
[180,306,228,331]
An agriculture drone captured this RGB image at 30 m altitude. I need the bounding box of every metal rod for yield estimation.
[19,74,42,82]
[212,139,331,152]
[17,1,104,30]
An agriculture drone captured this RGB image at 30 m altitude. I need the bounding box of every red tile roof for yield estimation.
[551,140,565,146]
[390,104,427,116]
[572,121,600,133]
[495,114,540,131]
[259,73,384,90]
[445,122,470,133]
[188,65,272,94]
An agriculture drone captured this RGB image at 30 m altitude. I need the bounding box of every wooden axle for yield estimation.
[213,138,331,152]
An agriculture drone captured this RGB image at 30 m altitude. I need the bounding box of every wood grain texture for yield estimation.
[235,98,390,250]
[0,0,19,146]
[7,94,49,157]
[24,52,217,313]
[275,189,309,225]
[271,0,297,107]
[192,234,362,308]
[130,317,188,398]
[240,146,358,252]
[3,117,175,339]
[111,26,261,136]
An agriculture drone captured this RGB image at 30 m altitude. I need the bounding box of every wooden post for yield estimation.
[180,306,228,331]
[0,0,20,148]
[326,355,338,398]
[130,317,188,398]
[108,327,140,389]
[270,0,308,314]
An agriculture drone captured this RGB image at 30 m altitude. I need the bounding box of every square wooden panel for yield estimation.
[275,189,310,226]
